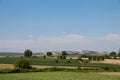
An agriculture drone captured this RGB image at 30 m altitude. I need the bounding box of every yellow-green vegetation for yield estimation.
[0,72,120,80]
[0,64,14,69]
[0,57,120,69]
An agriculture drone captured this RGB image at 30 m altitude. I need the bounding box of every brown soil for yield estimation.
[97,72,120,76]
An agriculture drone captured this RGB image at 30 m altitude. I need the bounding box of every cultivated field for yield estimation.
[0,57,120,70]
[0,72,120,80]
[91,59,120,65]
[0,64,14,69]
[0,64,77,69]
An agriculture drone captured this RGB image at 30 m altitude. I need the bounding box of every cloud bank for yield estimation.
[0,33,120,52]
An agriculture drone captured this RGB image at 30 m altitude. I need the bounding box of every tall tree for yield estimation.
[118,49,120,58]
[109,52,116,59]
[46,52,53,56]
[24,49,33,57]
[109,52,116,57]
[62,51,67,59]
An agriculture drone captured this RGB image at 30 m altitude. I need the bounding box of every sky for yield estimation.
[0,0,120,52]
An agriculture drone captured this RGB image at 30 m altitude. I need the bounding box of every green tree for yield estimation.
[24,49,33,57]
[88,56,92,61]
[46,52,53,56]
[43,55,46,59]
[118,49,120,58]
[118,52,120,58]
[101,56,105,60]
[15,58,32,69]
[62,51,67,59]
[109,52,116,59]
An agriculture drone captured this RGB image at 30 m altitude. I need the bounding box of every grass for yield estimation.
[0,64,14,69]
[0,57,119,69]
[0,57,120,69]
[0,72,120,80]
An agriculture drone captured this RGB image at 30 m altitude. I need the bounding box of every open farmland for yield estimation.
[0,57,120,69]
[91,59,120,65]
[0,72,120,80]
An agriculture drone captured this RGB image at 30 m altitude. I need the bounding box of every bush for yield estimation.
[77,58,83,62]
[15,58,32,69]
[88,57,92,61]
[55,60,59,63]
[82,60,90,64]
[0,69,12,73]
[104,67,109,71]
[101,57,104,60]
[67,60,71,63]
[43,56,46,59]
[46,52,53,56]
[93,56,97,61]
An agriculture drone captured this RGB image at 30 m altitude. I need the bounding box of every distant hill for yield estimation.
[0,50,108,57]
[0,52,23,57]
[34,50,109,57]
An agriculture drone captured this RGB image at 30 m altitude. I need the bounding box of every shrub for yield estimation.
[62,56,66,59]
[83,60,90,64]
[46,52,53,56]
[55,59,59,63]
[93,56,97,61]
[43,56,46,59]
[77,58,83,62]
[0,69,12,73]
[114,56,117,59]
[88,56,92,61]
[15,58,32,69]
[67,60,71,63]
[104,67,109,71]
[97,57,100,61]
[62,51,67,59]
[70,58,72,60]
[101,57,105,60]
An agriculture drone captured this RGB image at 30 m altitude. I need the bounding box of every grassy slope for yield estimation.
[0,72,119,80]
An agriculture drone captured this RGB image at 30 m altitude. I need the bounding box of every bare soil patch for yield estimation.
[91,59,120,65]
[0,64,14,69]
[97,72,120,76]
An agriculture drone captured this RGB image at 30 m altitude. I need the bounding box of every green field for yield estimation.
[0,57,120,69]
[0,72,119,80]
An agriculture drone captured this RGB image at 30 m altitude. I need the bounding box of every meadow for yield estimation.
[0,57,120,70]
[0,72,120,80]
[0,56,120,80]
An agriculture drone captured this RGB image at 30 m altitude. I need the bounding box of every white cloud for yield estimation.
[0,33,120,52]
[104,34,120,41]
[61,32,68,35]
[28,34,33,38]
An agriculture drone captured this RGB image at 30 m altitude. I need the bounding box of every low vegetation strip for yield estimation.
[0,64,14,69]
[97,72,120,76]
[1,57,120,73]
[0,72,120,80]
[0,64,77,69]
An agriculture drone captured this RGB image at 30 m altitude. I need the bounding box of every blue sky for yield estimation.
[0,0,120,52]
